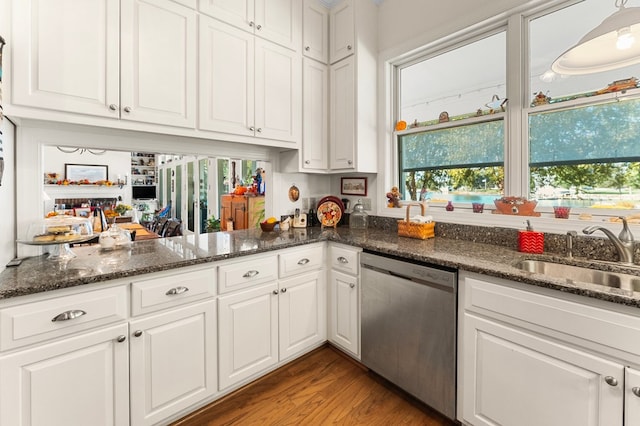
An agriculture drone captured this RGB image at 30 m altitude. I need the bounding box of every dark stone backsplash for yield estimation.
[362,215,637,264]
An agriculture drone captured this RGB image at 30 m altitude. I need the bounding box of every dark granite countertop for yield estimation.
[2,227,640,309]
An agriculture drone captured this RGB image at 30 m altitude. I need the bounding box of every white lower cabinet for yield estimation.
[459,271,640,426]
[0,323,130,426]
[129,300,217,426]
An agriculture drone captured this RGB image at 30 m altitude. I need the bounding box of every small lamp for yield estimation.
[552,0,640,75]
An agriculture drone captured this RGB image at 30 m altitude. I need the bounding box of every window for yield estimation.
[397,32,506,202]
[529,0,640,209]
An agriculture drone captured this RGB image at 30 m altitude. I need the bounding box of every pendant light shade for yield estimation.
[552,1,640,75]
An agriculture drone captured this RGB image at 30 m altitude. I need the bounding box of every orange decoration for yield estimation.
[395,120,407,131]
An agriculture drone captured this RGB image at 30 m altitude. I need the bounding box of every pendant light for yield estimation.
[552,0,640,75]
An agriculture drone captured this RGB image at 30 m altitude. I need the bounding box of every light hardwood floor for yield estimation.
[172,345,456,425]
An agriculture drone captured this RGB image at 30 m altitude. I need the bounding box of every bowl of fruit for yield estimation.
[260,217,279,232]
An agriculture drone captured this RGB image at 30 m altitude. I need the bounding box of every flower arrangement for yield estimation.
[114,204,132,216]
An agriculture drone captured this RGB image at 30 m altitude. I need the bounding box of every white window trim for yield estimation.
[377,0,638,235]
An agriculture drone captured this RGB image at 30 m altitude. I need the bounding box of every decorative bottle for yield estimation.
[349,199,369,229]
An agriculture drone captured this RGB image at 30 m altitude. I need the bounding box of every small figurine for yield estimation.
[531,91,551,107]
[410,119,420,128]
[476,108,483,117]
[386,186,401,208]
[438,111,450,123]
[446,201,454,211]
[485,95,508,113]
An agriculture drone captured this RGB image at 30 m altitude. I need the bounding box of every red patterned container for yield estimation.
[518,230,544,254]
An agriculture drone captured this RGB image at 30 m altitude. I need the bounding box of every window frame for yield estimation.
[381,0,640,233]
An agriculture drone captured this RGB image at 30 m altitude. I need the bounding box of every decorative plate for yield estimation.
[317,201,343,227]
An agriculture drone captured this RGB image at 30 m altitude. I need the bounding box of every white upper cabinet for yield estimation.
[329,0,354,64]
[11,0,196,128]
[121,0,197,128]
[302,58,329,170]
[199,0,301,51]
[329,56,355,170]
[11,0,120,118]
[200,16,300,145]
[303,0,329,63]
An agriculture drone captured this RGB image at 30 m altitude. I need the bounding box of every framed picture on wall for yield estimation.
[340,177,367,196]
[65,164,108,182]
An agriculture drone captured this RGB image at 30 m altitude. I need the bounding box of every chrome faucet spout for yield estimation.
[582,217,635,264]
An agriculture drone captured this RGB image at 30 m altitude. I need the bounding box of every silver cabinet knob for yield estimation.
[124,106,132,113]
[256,24,262,30]
[305,46,310,51]
[256,128,262,133]
[109,104,118,111]
[633,387,640,397]
[349,283,355,289]
[297,258,310,265]
[347,160,353,165]
[52,309,86,322]
[166,286,189,295]
[249,126,255,131]
[133,330,143,338]
[273,289,279,295]
[337,256,349,264]
[117,335,126,343]
[304,160,310,164]
[243,270,259,278]
[281,288,287,293]
[347,44,352,50]
[604,376,618,386]
[249,21,255,27]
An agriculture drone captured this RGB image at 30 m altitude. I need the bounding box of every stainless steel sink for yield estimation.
[514,259,640,292]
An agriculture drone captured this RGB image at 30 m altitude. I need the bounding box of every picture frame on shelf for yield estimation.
[340,177,367,196]
[65,164,108,182]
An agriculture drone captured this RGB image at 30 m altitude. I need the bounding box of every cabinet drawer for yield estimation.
[329,244,360,275]
[0,285,128,352]
[463,273,640,358]
[131,266,216,316]
[218,254,278,294]
[279,244,324,278]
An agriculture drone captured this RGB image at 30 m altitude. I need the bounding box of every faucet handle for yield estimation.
[618,216,634,243]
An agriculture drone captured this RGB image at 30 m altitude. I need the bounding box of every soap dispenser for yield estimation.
[350,199,369,229]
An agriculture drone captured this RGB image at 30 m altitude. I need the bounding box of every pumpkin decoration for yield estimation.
[395,120,407,131]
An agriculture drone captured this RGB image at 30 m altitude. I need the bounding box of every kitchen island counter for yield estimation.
[2,227,640,308]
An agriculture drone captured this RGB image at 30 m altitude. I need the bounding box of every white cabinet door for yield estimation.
[626,367,640,426]
[198,0,254,33]
[329,56,356,170]
[329,0,354,64]
[461,314,624,426]
[218,282,279,390]
[11,0,120,118]
[303,0,329,63]
[254,0,301,51]
[0,324,129,426]
[279,270,326,361]
[199,16,255,137]
[129,300,217,426]
[328,269,359,357]
[121,0,196,128]
[302,58,328,170]
[254,38,301,144]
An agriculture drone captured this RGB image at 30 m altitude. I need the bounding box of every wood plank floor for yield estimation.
[172,345,457,426]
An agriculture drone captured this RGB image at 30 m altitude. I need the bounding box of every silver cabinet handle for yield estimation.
[256,128,262,133]
[337,256,349,264]
[297,258,310,265]
[123,106,132,113]
[51,309,86,322]
[305,46,310,51]
[281,288,287,293]
[350,283,355,289]
[305,160,310,164]
[347,160,353,165]
[347,44,352,50]
[109,104,118,111]
[604,376,618,387]
[133,330,143,337]
[633,387,640,397]
[243,270,259,278]
[273,289,279,295]
[166,286,189,295]
[117,335,126,343]
[249,126,255,131]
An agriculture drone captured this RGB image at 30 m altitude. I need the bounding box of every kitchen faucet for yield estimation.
[582,217,635,264]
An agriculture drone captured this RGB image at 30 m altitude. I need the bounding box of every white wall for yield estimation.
[271,172,331,219]
[0,119,16,270]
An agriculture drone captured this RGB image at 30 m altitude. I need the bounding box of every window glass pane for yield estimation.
[400,32,506,124]
[530,0,640,103]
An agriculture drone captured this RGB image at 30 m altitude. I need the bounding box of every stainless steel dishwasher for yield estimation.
[360,251,457,421]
